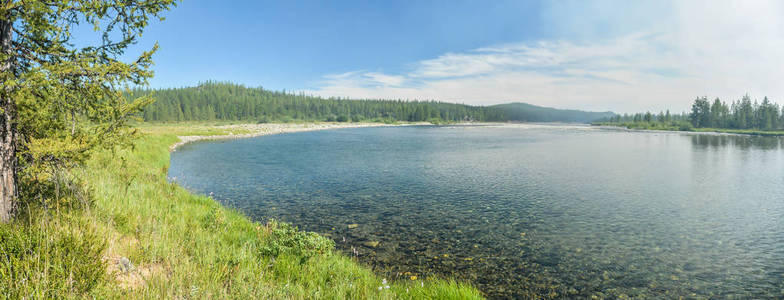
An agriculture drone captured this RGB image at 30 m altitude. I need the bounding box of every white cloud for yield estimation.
[304,0,784,113]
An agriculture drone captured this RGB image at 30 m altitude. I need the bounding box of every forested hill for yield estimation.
[491,102,616,123]
[133,82,615,123]
[134,82,505,123]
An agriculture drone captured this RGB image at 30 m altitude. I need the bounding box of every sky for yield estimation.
[109,0,784,113]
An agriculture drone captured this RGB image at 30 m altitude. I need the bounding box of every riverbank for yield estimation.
[594,122,784,137]
[0,122,481,299]
[166,122,411,151]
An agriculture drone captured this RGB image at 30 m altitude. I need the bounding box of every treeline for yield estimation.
[687,95,783,130]
[598,95,784,131]
[601,110,689,125]
[133,81,506,123]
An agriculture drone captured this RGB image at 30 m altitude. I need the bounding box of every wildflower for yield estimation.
[410,276,417,280]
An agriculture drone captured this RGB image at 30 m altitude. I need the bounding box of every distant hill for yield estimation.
[491,102,616,123]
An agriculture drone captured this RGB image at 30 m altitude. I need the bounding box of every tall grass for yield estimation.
[0,125,483,299]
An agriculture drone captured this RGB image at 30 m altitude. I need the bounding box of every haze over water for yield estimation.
[169,124,784,299]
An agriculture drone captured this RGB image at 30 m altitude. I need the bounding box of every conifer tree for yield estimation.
[0,0,177,222]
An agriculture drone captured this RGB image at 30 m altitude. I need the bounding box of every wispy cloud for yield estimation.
[304,0,784,113]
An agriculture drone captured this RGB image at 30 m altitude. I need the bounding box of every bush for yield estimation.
[18,165,93,211]
[678,122,694,131]
[259,220,334,261]
[200,207,227,230]
[336,115,349,122]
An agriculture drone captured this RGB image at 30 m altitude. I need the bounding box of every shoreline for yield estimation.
[168,122,423,151]
[166,121,783,153]
[65,123,484,298]
[594,124,784,137]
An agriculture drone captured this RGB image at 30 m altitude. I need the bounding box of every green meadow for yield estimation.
[0,124,482,299]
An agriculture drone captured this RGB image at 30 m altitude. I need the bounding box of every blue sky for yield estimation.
[129,1,553,89]
[112,0,784,113]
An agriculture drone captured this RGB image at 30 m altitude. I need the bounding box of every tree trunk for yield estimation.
[0,20,16,223]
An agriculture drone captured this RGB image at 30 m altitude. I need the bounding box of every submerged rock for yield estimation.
[363,241,380,248]
[347,223,359,229]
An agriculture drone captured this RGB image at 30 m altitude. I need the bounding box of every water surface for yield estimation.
[169,124,784,299]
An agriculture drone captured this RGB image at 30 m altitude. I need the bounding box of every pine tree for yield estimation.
[0,1,177,222]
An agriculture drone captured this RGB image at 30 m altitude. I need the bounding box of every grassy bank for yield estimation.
[1,124,482,299]
[594,122,784,137]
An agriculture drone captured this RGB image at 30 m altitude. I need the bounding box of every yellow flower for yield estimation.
[410,276,417,280]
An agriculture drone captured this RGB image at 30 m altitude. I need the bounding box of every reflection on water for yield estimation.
[690,133,784,150]
[170,125,784,299]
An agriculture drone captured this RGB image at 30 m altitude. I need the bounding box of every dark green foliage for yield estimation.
[2,0,177,223]
[600,95,784,131]
[491,102,615,123]
[134,81,506,123]
[690,97,711,127]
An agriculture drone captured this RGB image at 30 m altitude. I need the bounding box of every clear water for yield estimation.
[169,124,784,299]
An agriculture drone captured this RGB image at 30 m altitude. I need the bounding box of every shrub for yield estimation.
[259,220,334,261]
[18,167,93,211]
[336,115,349,122]
[678,122,694,131]
[200,207,227,230]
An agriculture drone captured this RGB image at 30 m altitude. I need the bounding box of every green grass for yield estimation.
[1,124,483,299]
